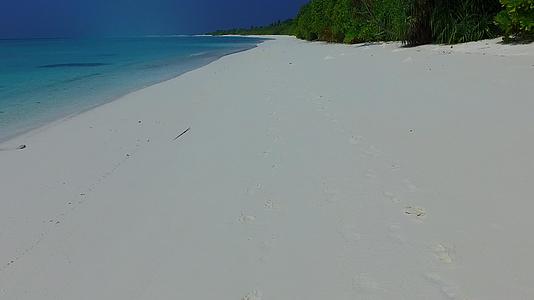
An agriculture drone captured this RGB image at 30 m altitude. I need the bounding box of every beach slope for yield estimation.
[1,36,533,299]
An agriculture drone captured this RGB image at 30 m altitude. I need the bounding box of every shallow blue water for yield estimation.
[0,36,263,141]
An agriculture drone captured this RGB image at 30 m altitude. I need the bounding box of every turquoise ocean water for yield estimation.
[0,36,263,142]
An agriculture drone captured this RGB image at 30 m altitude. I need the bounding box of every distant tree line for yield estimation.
[209,19,296,36]
[209,0,533,45]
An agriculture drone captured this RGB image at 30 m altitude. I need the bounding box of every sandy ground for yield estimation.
[1,36,533,299]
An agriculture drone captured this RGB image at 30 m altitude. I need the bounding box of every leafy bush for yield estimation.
[405,0,502,45]
[295,0,409,43]
[295,0,345,42]
[405,0,433,45]
[495,0,534,41]
[295,0,502,45]
[210,0,509,46]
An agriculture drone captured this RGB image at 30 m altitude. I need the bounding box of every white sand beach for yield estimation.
[1,36,534,299]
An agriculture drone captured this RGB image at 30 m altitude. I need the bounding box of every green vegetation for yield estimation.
[293,0,502,45]
[495,0,534,41]
[209,19,296,36]
[295,0,409,43]
[406,0,502,45]
[210,0,533,45]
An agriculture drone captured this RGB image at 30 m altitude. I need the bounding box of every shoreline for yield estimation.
[0,38,264,145]
[1,36,533,299]
[4,35,528,147]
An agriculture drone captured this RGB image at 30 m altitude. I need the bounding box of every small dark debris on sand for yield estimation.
[173,127,191,141]
[0,144,26,151]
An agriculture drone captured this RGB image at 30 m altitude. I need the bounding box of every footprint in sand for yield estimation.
[247,183,263,196]
[349,136,362,145]
[264,199,274,209]
[259,234,278,255]
[322,182,339,204]
[432,243,455,264]
[324,192,338,204]
[238,212,256,224]
[324,55,335,60]
[264,199,279,210]
[425,273,463,299]
[404,206,426,219]
[242,290,262,300]
[339,225,362,244]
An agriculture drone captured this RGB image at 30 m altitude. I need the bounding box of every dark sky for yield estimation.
[0,0,309,38]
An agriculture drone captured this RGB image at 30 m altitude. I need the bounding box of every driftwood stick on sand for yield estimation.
[172,127,191,141]
[0,144,27,151]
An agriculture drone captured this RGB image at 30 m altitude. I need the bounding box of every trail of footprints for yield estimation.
[308,93,462,298]
[236,93,462,298]
[311,92,430,223]
[239,93,460,298]
[241,290,263,300]
[1,123,154,273]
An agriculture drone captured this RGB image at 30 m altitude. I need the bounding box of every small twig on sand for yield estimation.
[0,144,27,151]
[172,127,191,141]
